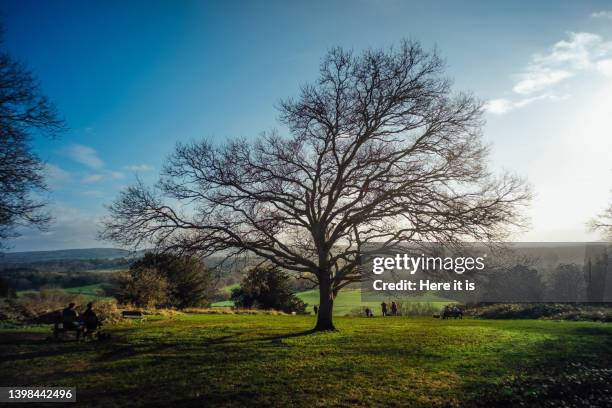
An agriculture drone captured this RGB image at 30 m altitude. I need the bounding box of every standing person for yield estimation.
[381,301,388,317]
[391,301,398,316]
[313,305,318,315]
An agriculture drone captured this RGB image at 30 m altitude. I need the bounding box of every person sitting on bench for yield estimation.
[61,302,83,339]
[82,302,101,336]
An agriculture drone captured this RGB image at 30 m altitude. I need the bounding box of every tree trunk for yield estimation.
[314,279,336,331]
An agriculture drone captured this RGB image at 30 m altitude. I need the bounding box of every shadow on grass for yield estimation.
[227,328,319,343]
[0,331,94,362]
[4,320,611,407]
[455,324,612,407]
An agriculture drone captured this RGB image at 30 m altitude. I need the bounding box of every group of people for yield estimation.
[364,301,399,317]
[61,302,101,339]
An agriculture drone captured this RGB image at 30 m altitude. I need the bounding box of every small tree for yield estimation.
[129,252,215,308]
[114,267,170,308]
[231,266,307,313]
[0,277,17,298]
[102,41,530,330]
[483,265,544,302]
[589,195,612,240]
[546,263,585,302]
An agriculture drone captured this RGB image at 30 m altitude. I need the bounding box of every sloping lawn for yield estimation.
[214,288,452,315]
[1,315,611,407]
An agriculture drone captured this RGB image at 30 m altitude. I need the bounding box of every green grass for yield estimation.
[64,283,113,299]
[219,283,239,294]
[213,288,452,315]
[17,283,114,300]
[297,288,380,315]
[1,314,610,407]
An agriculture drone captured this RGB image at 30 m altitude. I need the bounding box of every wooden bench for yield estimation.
[53,315,84,340]
[121,310,144,319]
[52,315,101,340]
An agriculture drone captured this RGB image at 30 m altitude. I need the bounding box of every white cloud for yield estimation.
[65,145,130,183]
[44,163,72,187]
[10,206,104,251]
[124,164,153,172]
[489,31,612,114]
[82,174,104,183]
[596,59,612,76]
[486,97,536,115]
[67,144,104,169]
[513,69,571,95]
[513,32,611,96]
[485,94,566,115]
[592,11,612,19]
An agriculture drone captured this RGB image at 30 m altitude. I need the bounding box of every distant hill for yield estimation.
[0,248,140,263]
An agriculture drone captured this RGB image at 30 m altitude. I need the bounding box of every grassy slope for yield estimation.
[1,315,610,407]
[64,283,113,299]
[214,288,451,315]
[297,288,382,315]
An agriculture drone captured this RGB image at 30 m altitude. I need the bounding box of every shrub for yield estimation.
[466,303,612,322]
[16,288,88,319]
[231,266,307,313]
[0,277,16,298]
[113,267,170,308]
[123,252,215,308]
[182,307,286,315]
[86,299,121,323]
[0,288,121,325]
[397,302,441,316]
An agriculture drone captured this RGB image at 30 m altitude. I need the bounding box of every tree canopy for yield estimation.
[231,266,307,314]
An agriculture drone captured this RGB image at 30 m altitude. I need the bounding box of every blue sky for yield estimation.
[2,0,612,251]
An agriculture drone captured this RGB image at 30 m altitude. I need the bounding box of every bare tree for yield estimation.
[101,41,530,330]
[589,196,612,240]
[0,25,65,248]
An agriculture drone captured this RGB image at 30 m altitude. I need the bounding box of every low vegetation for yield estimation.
[113,252,215,309]
[230,266,307,314]
[466,303,612,322]
[0,314,610,407]
[0,288,121,327]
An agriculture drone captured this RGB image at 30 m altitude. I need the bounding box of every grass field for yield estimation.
[213,288,452,315]
[17,283,115,300]
[64,283,113,299]
[1,314,610,407]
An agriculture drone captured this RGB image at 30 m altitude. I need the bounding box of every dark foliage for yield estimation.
[120,252,215,308]
[231,266,307,313]
[465,303,612,322]
[0,267,112,291]
[482,265,544,302]
[0,277,16,298]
